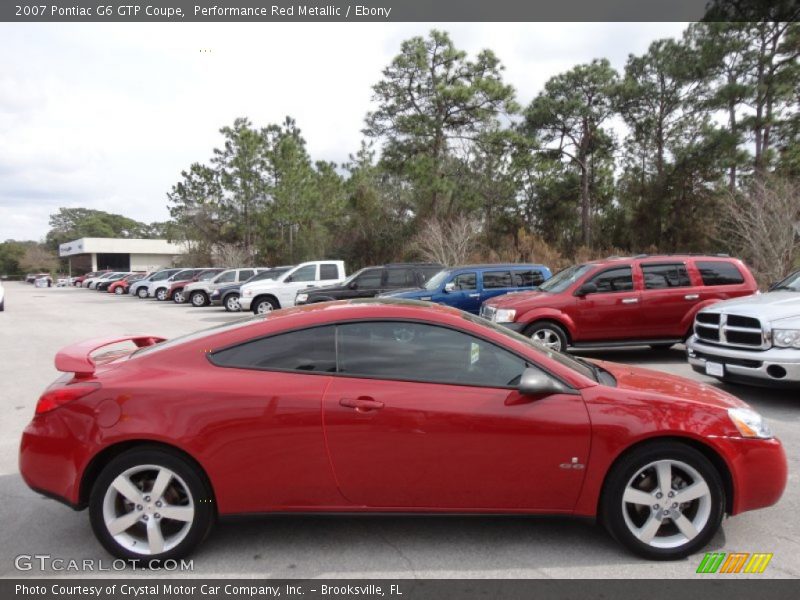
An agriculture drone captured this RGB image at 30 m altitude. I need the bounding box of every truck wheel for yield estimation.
[253,297,279,315]
[224,294,241,312]
[525,321,568,352]
[190,291,208,307]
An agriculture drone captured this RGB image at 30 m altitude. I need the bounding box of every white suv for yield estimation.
[240,261,346,314]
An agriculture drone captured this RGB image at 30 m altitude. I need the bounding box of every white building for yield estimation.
[58,238,187,274]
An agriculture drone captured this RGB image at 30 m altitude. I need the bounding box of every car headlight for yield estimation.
[772,329,800,348]
[494,308,516,323]
[210,290,220,299]
[728,407,773,439]
[296,293,308,303]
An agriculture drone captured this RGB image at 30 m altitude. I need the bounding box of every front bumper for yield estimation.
[239,296,253,310]
[495,321,526,333]
[686,335,800,386]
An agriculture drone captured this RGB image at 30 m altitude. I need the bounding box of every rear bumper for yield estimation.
[686,336,800,386]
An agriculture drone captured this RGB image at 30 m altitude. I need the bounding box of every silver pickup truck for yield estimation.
[686,270,800,387]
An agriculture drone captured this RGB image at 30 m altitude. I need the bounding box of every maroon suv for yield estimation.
[480,255,758,352]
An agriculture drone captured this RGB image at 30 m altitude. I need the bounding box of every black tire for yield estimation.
[601,441,725,560]
[524,320,569,352]
[0,299,4,312]
[650,344,674,351]
[224,293,241,312]
[136,287,148,299]
[89,447,215,562]
[190,291,208,307]
[253,296,279,314]
[155,288,168,301]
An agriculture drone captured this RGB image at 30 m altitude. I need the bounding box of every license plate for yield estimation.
[705,362,724,377]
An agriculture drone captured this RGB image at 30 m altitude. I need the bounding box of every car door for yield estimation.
[279,264,318,306]
[348,268,384,299]
[322,321,591,510]
[435,271,480,312]
[571,266,642,341]
[638,262,697,338]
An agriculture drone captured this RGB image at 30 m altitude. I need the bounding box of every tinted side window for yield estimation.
[483,271,512,289]
[696,261,745,286]
[290,265,317,282]
[211,326,336,372]
[513,269,545,287]
[589,267,634,292]
[642,264,691,289]
[337,322,527,388]
[216,271,236,283]
[238,269,255,281]
[451,272,477,290]
[320,264,339,280]
[385,268,413,287]
[355,269,383,288]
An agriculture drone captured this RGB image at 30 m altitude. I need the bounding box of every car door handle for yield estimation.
[468,293,480,298]
[684,294,699,300]
[339,397,384,412]
[621,298,639,304]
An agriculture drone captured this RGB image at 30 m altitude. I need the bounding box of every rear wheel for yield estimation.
[114,287,124,295]
[155,288,168,301]
[601,441,724,560]
[137,287,148,299]
[173,289,186,304]
[525,321,568,352]
[89,448,214,562]
[224,294,241,312]
[190,291,208,307]
[253,297,279,315]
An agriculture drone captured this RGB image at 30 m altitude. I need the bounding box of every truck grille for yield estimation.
[694,312,767,349]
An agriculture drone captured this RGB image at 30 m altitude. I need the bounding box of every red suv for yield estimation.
[481,255,758,352]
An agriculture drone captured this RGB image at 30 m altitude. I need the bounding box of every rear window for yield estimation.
[320,264,340,280]
[483,271,512,289]
[513,269,545,287]
[642,263,691,289]
[696,261,745,286]
[386,268,413,287]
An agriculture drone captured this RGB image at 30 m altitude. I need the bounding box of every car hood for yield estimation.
[700,291,800,322]
[485,290,550,308]
[594,360,746,410]
[304,282,348,295]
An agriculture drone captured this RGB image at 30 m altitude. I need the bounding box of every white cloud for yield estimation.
[0,22,688,241]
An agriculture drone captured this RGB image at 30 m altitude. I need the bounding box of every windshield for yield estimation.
[462,312,596,381]
[538,264,594,293]
[772,271,800,291]
[198,270,220,281]
[424,269,451,291]
[151,270,175,281]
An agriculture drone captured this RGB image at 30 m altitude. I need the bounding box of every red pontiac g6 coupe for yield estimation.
[19,300,786,562]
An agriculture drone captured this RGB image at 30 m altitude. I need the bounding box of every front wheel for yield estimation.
[155,288,168,301]
[525,321,568,352]
[601,441,724,560]
[173,289,186,304]
[114,287,124,295]
[253,297,279,314]
[224,294,241,312]
[89,448,214,562]
[137,287,148,299]
[190,291,208,307]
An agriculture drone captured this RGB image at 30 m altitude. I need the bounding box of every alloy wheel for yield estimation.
[225,295,240,312]
[102,464,195,556]
[621,459,712,549]
[256,300,274,314]
[531,328,563,351]
[173,290,185,303]
[156,289,167,301]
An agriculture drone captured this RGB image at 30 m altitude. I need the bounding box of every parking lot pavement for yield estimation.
[0,282,797,578]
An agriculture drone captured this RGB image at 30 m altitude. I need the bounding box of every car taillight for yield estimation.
[35,382,101,415]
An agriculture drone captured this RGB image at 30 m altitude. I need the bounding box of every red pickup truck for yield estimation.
[480,255,758,352]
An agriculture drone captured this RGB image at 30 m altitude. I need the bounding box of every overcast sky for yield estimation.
[0,22,689,242]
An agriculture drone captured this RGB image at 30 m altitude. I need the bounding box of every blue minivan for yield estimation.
[382,263,552,314]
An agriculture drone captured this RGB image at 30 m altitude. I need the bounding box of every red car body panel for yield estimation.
[486,256,758,342]
[19,302,786,521]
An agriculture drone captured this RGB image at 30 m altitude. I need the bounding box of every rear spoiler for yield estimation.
[55,335,166,376]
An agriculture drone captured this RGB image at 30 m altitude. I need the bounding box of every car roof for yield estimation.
[446,263,548,270]
[585,254,738,266]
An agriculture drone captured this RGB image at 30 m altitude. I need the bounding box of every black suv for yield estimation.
[295,263,444,305]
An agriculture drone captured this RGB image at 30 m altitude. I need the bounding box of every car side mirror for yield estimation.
[444,281,456,293]
[349,281,358,290]
[576,282,598,296]
[285,276,294,283]
[517,368,567,397]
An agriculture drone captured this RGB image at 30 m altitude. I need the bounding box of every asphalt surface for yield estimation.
[0,282,797,578]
